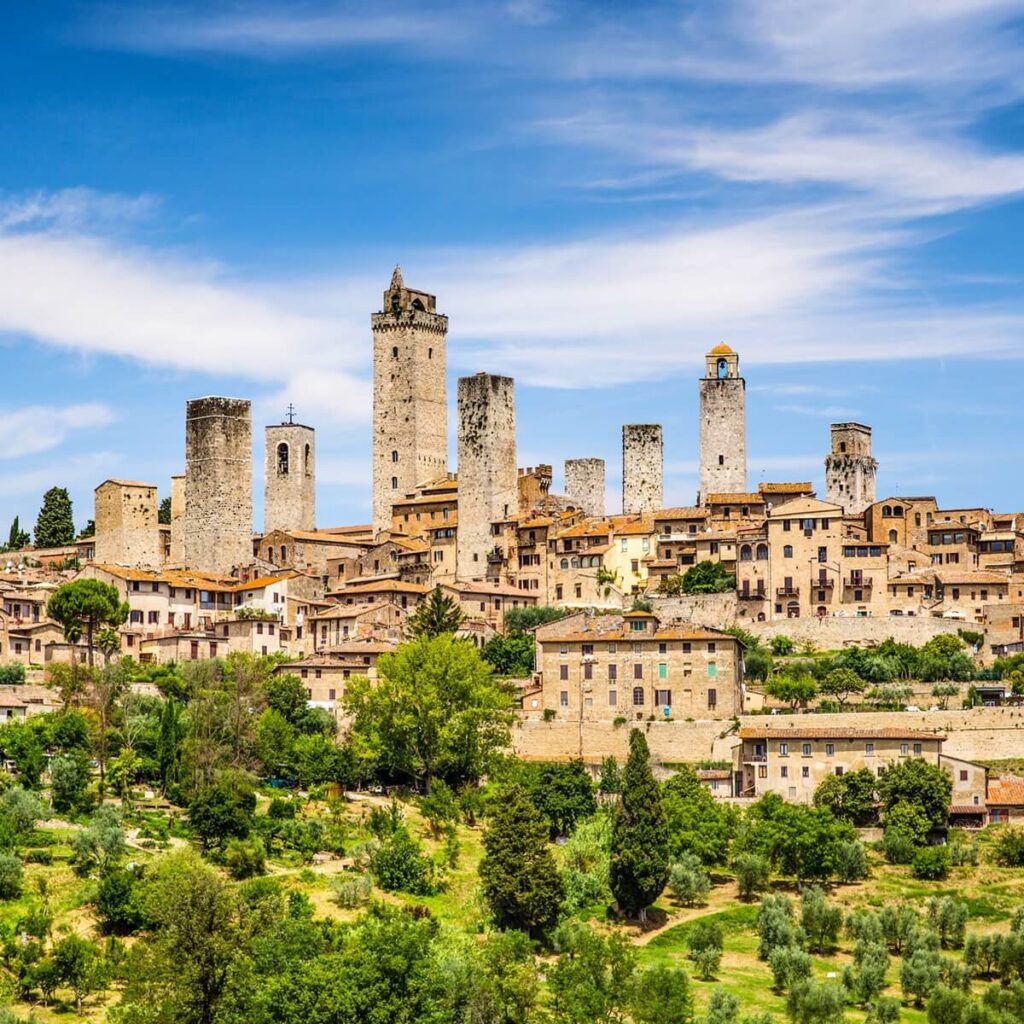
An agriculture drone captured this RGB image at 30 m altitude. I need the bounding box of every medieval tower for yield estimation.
[564,458,606,517]
[825,422,877,515]
[182,397,253,575]
[264,415,316,534]
[92,479,161,567]
[457,373,517,580]
[699,343,747,502]
[622,425,663,514]
[168,473,185,564]
[371,267,448,535]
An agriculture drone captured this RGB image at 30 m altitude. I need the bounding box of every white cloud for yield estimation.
[0,403,116,459]
[0,188,160,233]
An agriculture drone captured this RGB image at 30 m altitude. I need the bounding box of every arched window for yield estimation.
[570,557,579,569]
[757,612,766,622]
[783,545,793,558]
[888,529,898,544]
[277,442,289,475]
[882,505,892,517]
[817,606,827,618]
[740,544,752,561]
[391,476,398,489]
[280,546,287,563]
[411,298,425,311]
[304,443,311,476]
[632,686,645,706]
[893,506,903,517]
[756,544,769,560]
[717,358,728,378]
[560,558,569,569]
[391,450,399,463]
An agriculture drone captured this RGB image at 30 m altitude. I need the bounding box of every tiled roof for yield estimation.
[759,482,813,494]
[739,726,945,741]
[542,626,732,643]
[709,342,734,354]
[446,580,533,597]
[706,493,764,504]
[987,777,1024,806]
[331,580,428,596]
[698,769,732,780]
[655,507,710,519]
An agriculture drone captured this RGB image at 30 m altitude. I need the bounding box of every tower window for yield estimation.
[717,358,728,378]
[718,454,724,466]
[428,347,433,359]
[840,442,847,452]
[304,443,311,476]
[392,346,399,358]
[391,450,399,463]
[391,476,398,489]
[277,442,289,475]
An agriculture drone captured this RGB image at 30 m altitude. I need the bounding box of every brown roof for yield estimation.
[705,493,764,504]
[654,507,710,520]
[446,580,535,597]
[697,769,732,780]
[759,482,813,494]
[739,726,945,741]
[332,580,428,596]
[987,777,1024,806]
[542,627,732,643]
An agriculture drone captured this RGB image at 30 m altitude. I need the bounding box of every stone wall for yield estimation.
[370,271,448,535]
[746,614,963,648]
[264,423,316,534]
[824,423,877,515]
[651,593,739,627]
[564,458,605,517]
[169,474,185,564]
[93,480,161,567]
[515,706,1024,765]
[622,424,663,514]
[456,373,517,580]
[182,397,253,575]
[699,375,746,500]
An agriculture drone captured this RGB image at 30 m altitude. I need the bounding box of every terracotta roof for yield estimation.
[767,496,843,517]
[615,519,655,536]
[280,530,367,544]
[559,520,612,539]
[542,627,731,643]
[655,507,710,520]
[759,482,813,494]
[739,726,945,741]
[314,600,408,620]
[331,580,428,596]
[935,569,1008,585]
[520,517,555,529]
[950,804,987,815]
[446,580,534,597]
[709,342,734,355]
[698,769,732,781]
[706,493,764,504]
[987,777,1024,806]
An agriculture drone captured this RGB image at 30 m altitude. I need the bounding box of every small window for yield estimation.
[779,742,789,756]
[801,766,810,778]
[391,476,398,489]
[784,545,793,558]
[560,690,569,707]
[865,742,874,755]
[632,686,645,706]
[781,766,788,778]
[559,664,568,680]
[825,743,834,756]
[802,742,811,756]
[960,770,968,782]
[634,663,643,679]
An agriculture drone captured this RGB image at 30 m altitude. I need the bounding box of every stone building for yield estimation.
[92,479,162,567]
[564,458,606,517]
[371,267,448,535]
[622,424,663,514]
[456,373,517,581]
[182,397,253,575]
[699,343,747,503]
[169,474,185,564]
[264,419,315,534]
[824,422,878,515]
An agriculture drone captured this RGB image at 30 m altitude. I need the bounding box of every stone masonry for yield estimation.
[698,343,747,502]
[457,373,517,580]
[93,479,161,567]
[622,424,663,514]
[168,474,185,564]
[825,422,878,515]
[264,422,316,534]
[182,397,253,575]
[371,267,448,535]
[564,458,606,517]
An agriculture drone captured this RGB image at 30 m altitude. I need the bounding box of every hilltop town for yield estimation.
[3,268,1024,821]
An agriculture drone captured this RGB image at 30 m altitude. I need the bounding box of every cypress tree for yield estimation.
[34,487,75,547]
[610,729,669,923]
[479,783,565,937]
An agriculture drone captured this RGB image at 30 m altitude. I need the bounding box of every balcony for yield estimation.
[743,753,767,764]
[776,585,800,597]
[844,576,873,588]
[812,577,835,590]
[486,547,505,564]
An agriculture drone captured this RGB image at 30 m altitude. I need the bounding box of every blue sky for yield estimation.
[3,1,1024,534]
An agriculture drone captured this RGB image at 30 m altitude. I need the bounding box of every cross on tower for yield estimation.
[286,403,296,425]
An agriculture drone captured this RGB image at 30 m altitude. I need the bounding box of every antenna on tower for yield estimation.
[286,403,296,425]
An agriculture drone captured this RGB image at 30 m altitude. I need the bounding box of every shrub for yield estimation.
[96,867,145,934]
[881,829,918,865]
[734,852,770,900]
[560,813,611,913]
[912,846,950,881]
[0,854,22,899]
[668,852,710,906]
[867,996,901,1024]
[225,836,266,879]
[758,893,797,960]
[835,840,868,882]
[366,798,404,839]
[844,942,890,1005]
[992,826,1024,867]
[901,949,941,1007]
[689,918,724,956]
[370,826,437,896]
[786,979,847,1024]
[332,873,372,908]
[928,897,967,950]
[801,886,842,953]
[692,946,722,980]
[769,945,813,992]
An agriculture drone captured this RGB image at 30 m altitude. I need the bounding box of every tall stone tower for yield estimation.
[565,458,606,517]
[264,414,315,534]
[622,425,663,514]
[699,343,747,502]
[169,474,185,564]
[825,422,877,515]
[457,373,517,580]
[93,480,161,567]
[182,397,253,575]
[371,267,448,535]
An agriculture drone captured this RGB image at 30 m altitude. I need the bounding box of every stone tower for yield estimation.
[565,458,606,517]
[264,416,315,534]
[182,397,253,575]
[825,422,877,515]
[622,425,663,514]
[169,474,185,564]
[93,479,161,567]
[699,343,747,502]
[371,267,448,535]
[457,373,517,580]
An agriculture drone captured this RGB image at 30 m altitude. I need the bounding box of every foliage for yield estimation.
[679,560,735,594]
[481,632,535,676]
[758,893,798,960]
[689,919,724,980]
[225,836,267,879]
[369,825,438,896]
[34,486,75,547]
[812,768,877,826]
[71,805,126,877]
[479,783,564,935]
[662,765,737,865]
[735,853,771,901]
[769,636,795,656]
[668,852,710,906]
[548,922,637,1024]
[525,760,597,839]
[2,516,30,552]
[560,812,612,914]
[405,586,464,639]
[834,840,868,882]
[598,756,621,795]
[912,845,951,880]
[96,867,146,934]
[503,605,567,633]
[765,674,818,709]
[629,964,693,1024]
[188,779,255,850]
[158,496,172,524]
[0,855,22,900]
[609,730,668,922]
[817,668,865,707]
[770,945,813,992]
[901,948,942,1006]
[800,887,842,953]
[343,635,514,792]
[992,826,1024,867]
[0,663,24,685]
[785,979,847,1024]
[928,897,968,950]
[843,942,890,1005]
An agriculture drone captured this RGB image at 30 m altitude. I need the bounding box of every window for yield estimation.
[818,546,827,563]
[707,663,717,679]
[802,766,810,778]
[865,742,874,755]
[707,688,716,709]
[560,691,569,707]
[608,664,617,681]
[658,662,667,679]
[634,663,643,679]
[779,742,789,756]
[802,742,812,756]
[960,770,968,782]
[632,687,645,706]
[780,766,788,778]
[707,642,716,653]
[584,662,593,680]
[783,519,791,532]
[608,690,617,706]
[740,544,752,561]
[608,642,617,653]
[658,642,667,654]
[682,642,691,653]
[784,545,793,558]
[900,742,909,755]
[756,544,768,560]
[391,476,398,489]
[559,664,568,680]
[655,689,671,706]
[825,743,834,756]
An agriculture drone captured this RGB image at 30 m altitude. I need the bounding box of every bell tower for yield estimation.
[371,267,449,535]
[698,343,747,503]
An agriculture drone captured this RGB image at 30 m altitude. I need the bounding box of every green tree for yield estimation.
[4,516,29,551]
[72,806,126,877]
[735,852,771,901]
[47,578,130,669]
[843,942,889,1005]
[609,730,669,923]
[770,945,813,992]
[548,923,637,1024]
[878,759,951,831]
[0,855,22,899]
[706,989,740,1024]
[96,867,145,934]
[503,605,566,632]
[369,826,436,896]
[993,826,1024,867]
[188,780,255,851]
[801,886,842,953]
[52,934,98,1012]
[812,767,877,826]
[49,752,92,814]
[405,586,464,639]
[902,949,941,1007]
[818,668,865,707]
[912,846,950,880]
[668,852,710,906]
[630,964,693,1024]
[680,560,735,594]
[158,497,172,524]
[765,674,818,709]
[156,698,182,793]
[343,634,514,793]
[662,765,737,865]
[786,979,847,1024]
[479,783,565,936]
[481,632,535,676]
[527,760,597,839]
[34,486,75,548]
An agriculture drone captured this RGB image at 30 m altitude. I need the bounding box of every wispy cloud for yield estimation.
[0,403,116,459]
